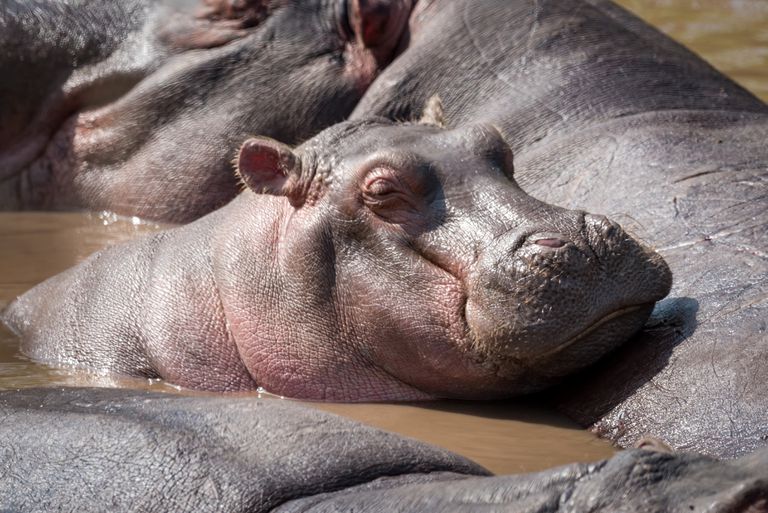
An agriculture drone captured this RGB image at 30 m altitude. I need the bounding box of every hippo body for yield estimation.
[351,0,768,456]
[2,387,768,513]
[1,116,671,400]
[0,0,412,221]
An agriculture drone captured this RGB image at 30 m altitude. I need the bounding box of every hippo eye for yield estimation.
[362,168,418,223]
[362,175,402,200]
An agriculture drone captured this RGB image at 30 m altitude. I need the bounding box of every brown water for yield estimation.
[1,2,766,475]
[0,212,176,391]
[616,0,768,102]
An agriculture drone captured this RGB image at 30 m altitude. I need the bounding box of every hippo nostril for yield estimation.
[533,237,568,249]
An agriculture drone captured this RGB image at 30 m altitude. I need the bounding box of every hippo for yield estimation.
[3,0,764,464]
[351,0,768,456]
[2,387,768,513]
[0,110,672,399]
[0,0,413,222]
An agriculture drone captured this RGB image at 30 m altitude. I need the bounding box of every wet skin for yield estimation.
[2,0,765,458]
[351,0,768,456]
[2,117,671,400]
[0,0,413,221]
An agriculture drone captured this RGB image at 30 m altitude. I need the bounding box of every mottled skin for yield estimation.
[0,0,412,221]
[2,117,671,400]
[352,0,768,456]
[2,387,768,513]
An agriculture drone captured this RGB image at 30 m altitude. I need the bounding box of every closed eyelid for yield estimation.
[358,154,436,193]
[364,174,402,195]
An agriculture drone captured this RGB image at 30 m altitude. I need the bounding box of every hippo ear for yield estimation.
[236,137,304,205]
[419,95,446,128]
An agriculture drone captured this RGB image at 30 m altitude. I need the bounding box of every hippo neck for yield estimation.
[211,193,431,400]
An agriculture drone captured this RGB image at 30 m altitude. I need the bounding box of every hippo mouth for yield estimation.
[529,303,653,363]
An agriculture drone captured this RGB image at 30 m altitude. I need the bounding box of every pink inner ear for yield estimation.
[354,0,389,45]
[237,139,290,195]
[352,0,411,55]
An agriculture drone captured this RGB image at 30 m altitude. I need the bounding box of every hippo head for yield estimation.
[6,0,413,221]
[223,110,672,401]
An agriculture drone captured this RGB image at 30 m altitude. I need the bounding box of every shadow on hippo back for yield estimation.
[1,98,672,401]
[550,296,700,430]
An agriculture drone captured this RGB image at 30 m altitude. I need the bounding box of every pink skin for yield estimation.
[206,123,670,401]
[214,141,469,400]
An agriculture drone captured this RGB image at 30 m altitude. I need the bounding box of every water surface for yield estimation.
[617,0,768,102]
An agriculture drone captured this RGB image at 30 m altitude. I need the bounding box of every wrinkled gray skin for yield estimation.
[0,387,487,512]
[3,0,764,464]
[2,117,671,400]
[351,0,768,457]
[0,0,412,222]
[2,387,767,513]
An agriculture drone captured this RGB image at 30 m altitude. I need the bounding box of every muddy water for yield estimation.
[616,0,768,102]
[0,212,176,391]
[2,2,766,476]
[0,212,615,474]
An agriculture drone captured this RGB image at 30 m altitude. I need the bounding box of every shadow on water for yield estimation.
[549,296,700,426]
[314,397,615,475]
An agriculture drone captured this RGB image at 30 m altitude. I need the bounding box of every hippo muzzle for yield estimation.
[466,212,672,391]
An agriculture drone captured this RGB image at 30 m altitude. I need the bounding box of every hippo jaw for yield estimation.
[531,304,652,361]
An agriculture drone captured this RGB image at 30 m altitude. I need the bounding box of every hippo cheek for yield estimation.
[334,248,497,396]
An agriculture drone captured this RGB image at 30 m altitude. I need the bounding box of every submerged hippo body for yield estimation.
[3,387,768,513]
[352,0,768,454]
[0,0,412,222]
[2,116,671,399]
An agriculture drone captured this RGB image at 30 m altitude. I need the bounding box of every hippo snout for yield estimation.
[581,213,673,306]
[465,213,672,391]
